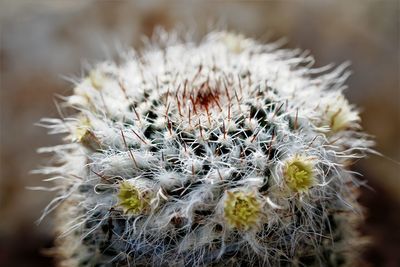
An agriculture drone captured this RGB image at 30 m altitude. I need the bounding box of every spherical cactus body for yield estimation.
[38,31,372,267]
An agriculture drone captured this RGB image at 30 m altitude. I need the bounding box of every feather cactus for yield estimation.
[37,31,373,267]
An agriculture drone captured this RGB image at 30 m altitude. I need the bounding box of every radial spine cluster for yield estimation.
[38,30,372,267]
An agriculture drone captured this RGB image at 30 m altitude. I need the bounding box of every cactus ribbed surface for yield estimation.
[38,31,373,266]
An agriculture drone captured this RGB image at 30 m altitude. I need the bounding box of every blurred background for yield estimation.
[0,0,399,266]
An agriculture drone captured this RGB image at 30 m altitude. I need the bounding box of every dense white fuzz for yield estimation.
[38,30,372,267]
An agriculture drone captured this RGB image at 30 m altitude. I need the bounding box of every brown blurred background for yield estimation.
[0,1,399,266]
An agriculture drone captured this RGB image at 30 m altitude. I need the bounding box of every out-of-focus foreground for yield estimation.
[0,1,399,266]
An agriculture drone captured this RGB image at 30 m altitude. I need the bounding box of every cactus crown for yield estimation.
[37,30,373,267]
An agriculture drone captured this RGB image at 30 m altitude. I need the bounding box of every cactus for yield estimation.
[37,31,373,266]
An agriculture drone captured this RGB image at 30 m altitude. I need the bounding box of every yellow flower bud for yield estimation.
[283,156,315,193]
[224,191,262,230]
